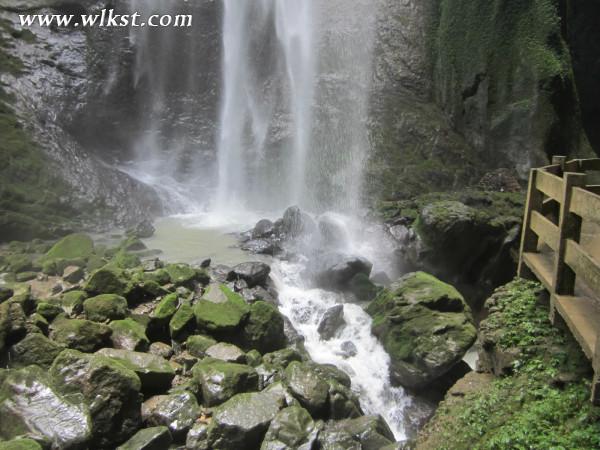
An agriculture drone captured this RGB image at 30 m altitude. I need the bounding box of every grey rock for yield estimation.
[317,305,346,340]
[116,426,172,450]
[205,342,247,364]
[227,262,271,288]
[141,392,200,441]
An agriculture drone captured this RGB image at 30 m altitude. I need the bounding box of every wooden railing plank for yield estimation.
[571,187,600,223]
[565,240,600,295]
[578,159,600,172]
[536,170,564,202]
[530,211,559,251]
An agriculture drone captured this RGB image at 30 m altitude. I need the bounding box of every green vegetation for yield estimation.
[417,279,600,449]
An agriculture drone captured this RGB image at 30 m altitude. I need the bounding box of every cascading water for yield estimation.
[118,0,414,442]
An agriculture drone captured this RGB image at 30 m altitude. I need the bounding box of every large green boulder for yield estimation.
[151,293,179,321]
[51,290,87,315]
[42,233,94,262]
[116,426,172,450]
[191,358,258,406]
[240,301,286,353]
[186,334,217,358]
[0,366,92,449]
[96,348,175,393]
[260,405,318,450]
[169,301,195,340]
[284,361,330,417]
[164,264,208,288]
[203,385,287,450]
[110,318,150,351]
[49,349,141,448]
[49,317,112,353]
[194,286,249,335]
[85,267,130,297]
[366,271,477,390]
[8,333,64,369]
[83,294,129,322]
[4,254,32,274]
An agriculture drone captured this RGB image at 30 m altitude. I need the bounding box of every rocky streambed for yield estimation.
[0,209,480,449]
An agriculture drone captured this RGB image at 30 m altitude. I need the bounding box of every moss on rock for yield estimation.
[83,294,129,322]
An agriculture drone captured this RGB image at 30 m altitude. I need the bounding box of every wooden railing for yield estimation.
[518,156,600,404]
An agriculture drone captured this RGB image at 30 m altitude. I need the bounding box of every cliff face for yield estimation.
[367,0,598,202]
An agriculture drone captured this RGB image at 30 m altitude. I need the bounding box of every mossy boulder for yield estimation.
[240,301,286,353]
[191,358,259,406]
[151,293,179,321]
[96,348,175,393]
[50,349,141,448]
[260,405,317,450]
[85,267,130,297]
[284,361,330,417]
[42,233,94,262]
[186,334,217,358]
[317,415,395,449]
[164,263,208,288]
[83,294,129,322]
[8,333,64,369]
[110,318,150,351]
[52,290,87,315]
[194,286,249,335]
[35,301,63,321]
[169,301,195,340]
[4,254,32,274]
[366,271,477,390]
[0,438,43,450]
[202,385,287,450]
[0,365,92,448]
[49,317,112,352]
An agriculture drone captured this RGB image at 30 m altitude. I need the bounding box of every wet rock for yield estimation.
[110,318,150,351]
[63,265,85,284]
[141,258,163,272]
[127,219,156,239]
[366,272,477,390]
[0,302,27,346]
[260,405,318,450]
[327,380,363,420]
[186,422,211,450]
[186,334,217,358]
[194,287,249,335]
[8,333,64,369]
[241,239,281,255]
[281,206,316,238]
[0,287,13,303]
[253,219,275,239]
[263,348,303,371]
[339,341,358,358]
[349,273,379,302]
[191,358,259,406]
[83,294,129,322]
[317,214,350,248]
[240,286,277,305]
[41,233,94,262]
[150,293,179,322]
[205,342,247,363]
[284,362,329,417]
[202,283,229,303]
[317,305,346,340]
[49,317,112,352]
[0,366,92,449]
[241,301,286,353]
[205,386,287,450]
[315,254,373,291]
[36,301,64,321]
[141,392,200,441]
[49,349,141,448]
[85,267,130,297]
[149,342,174,359]
[227,262,271,288]
[53,290,87,315]
[169,302,195,340]
[96,348,176,393]
[317,415,395,449]
[116,426,172,450]
[165,264,208,288]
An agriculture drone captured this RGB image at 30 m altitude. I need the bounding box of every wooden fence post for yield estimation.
[552,172,586,296]
[518,169,543,278]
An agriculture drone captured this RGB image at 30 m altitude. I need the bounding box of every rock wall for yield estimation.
[366,0,599,203]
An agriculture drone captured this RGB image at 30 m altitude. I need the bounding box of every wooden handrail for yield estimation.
[518,157,600,405]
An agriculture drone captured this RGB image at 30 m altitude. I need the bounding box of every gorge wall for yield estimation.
[0,0,599,241]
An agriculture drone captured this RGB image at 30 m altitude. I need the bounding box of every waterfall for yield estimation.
[215,0,374,215]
